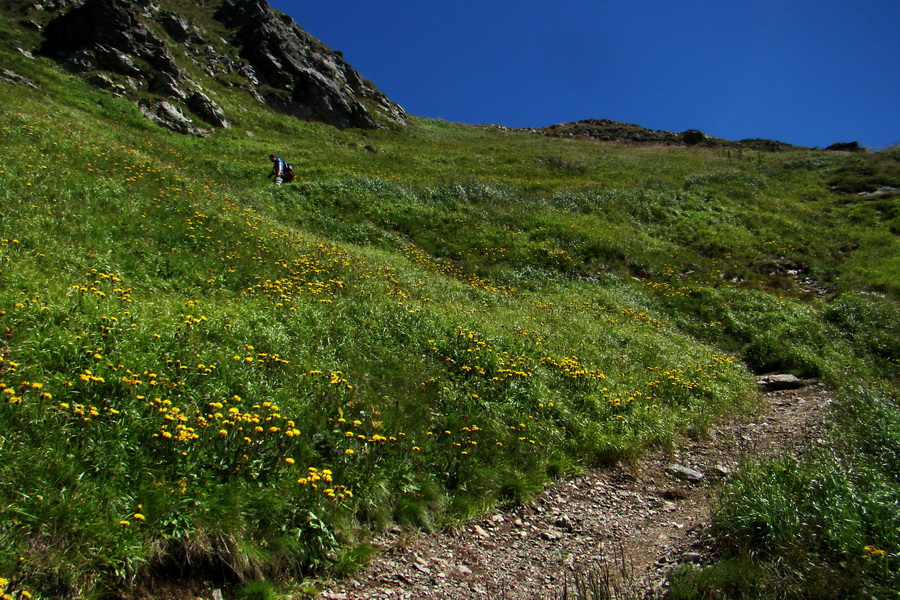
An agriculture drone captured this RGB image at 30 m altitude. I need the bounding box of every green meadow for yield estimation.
[0,32,898,599]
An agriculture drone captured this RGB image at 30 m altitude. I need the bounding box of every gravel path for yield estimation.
[319,381,832,600]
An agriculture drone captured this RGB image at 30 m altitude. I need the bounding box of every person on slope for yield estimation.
[268,154,294,185]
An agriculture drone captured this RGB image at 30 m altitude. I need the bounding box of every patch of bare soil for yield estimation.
[318,381,832,600]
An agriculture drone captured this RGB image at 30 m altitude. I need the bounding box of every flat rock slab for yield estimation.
[756,373,805,390]
[666,464,705,482]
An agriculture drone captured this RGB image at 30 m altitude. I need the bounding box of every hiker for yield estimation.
[268,154,294,185]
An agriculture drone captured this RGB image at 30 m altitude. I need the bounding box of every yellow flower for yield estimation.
[133,513,146,521]
[344,449,354,455]
[285,457,295,464]
[119,520,130,526]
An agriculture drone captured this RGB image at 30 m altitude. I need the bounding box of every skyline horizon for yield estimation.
[267,0,900,150]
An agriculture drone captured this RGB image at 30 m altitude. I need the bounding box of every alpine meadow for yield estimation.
[0,1,898,599]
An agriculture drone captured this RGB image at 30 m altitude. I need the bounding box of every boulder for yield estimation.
[666,464,705,482]
[94,43,142,76]
[188,90,230,128]
[158,12,193,44]
[149,70,186,100]
[140,100,210,137]
[756,373,805,390]
[681,129,708,145]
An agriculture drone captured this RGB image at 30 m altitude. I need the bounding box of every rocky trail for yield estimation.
[319,378,832,600]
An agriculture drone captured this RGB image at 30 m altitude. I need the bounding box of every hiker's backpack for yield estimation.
[284,161,295,182]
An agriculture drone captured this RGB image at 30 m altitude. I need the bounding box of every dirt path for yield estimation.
[319,381,832,600]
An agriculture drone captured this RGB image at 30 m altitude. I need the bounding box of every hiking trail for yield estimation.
[319,381,831,599]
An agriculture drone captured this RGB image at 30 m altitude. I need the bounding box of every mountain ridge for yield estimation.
[518,119,803,151]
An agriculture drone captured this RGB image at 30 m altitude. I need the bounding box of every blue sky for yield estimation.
[268,1,899,149]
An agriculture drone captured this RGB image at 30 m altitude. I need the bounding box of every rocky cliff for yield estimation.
[215,0,405,129]
[26,0,405,134]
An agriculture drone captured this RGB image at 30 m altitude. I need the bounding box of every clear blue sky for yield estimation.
[268,0,899,149]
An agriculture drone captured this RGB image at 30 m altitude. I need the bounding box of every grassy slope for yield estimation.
[0,21,898,599]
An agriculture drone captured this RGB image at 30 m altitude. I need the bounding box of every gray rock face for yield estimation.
[215,0,405,129]
[35,0,403,133]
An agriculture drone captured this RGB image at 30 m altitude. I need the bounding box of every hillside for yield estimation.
[1,1,898,599]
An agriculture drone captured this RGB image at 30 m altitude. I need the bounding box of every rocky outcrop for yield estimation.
[681,129,707,145]
[0,66,38,88]
[214,0,405,129]
[39,0,174,75]
[36,0,222,134]
[32,0,402,133]
[825,141,865,152]
[528,119,800,151]
[537,119,684,145]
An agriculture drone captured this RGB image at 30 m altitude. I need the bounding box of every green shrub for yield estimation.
[679,386,900,599]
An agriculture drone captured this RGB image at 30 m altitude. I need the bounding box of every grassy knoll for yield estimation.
[0,39,898,599]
